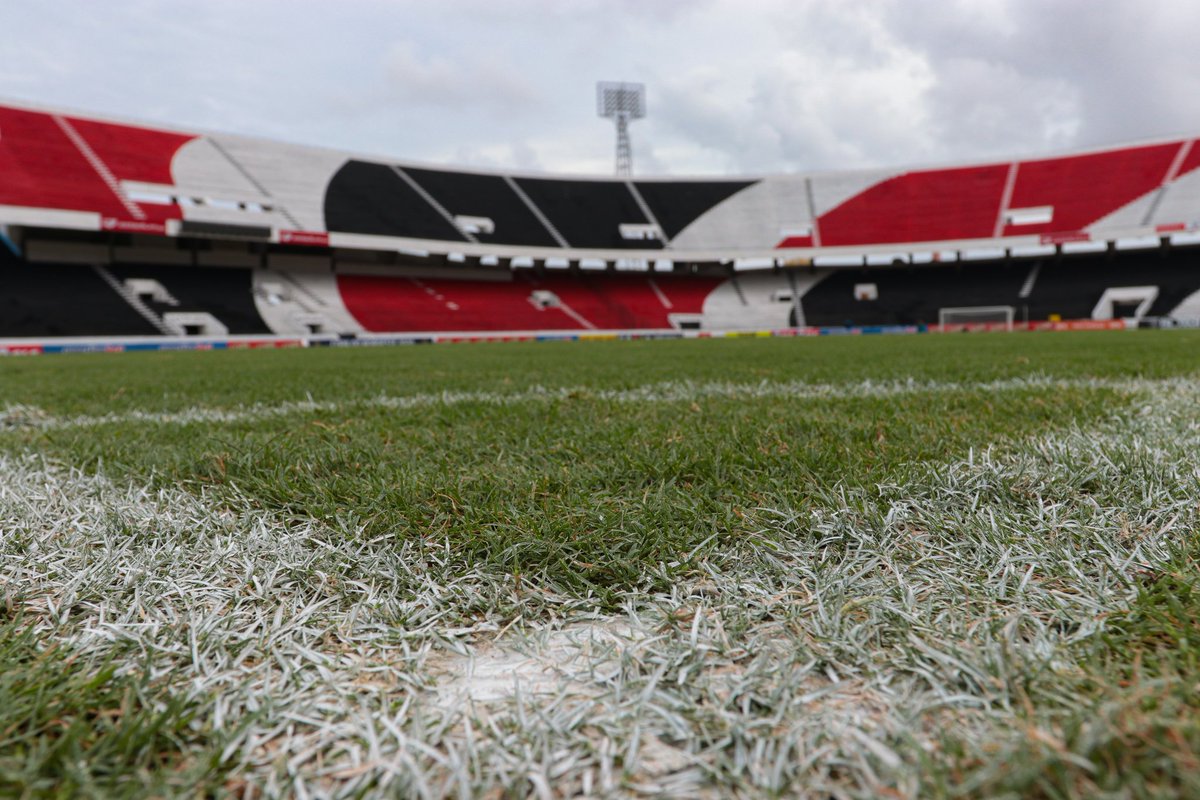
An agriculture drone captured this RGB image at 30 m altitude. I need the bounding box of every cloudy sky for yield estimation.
[2,0,1198,176]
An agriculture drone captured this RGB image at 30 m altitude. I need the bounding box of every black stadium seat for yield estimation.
[511,178,662,249]
[323,161,468,242]
[0,248,159,337]
[402,168,560,247]
[107,264,270,334]
[633,180,756,240]
[801,261,1030,327]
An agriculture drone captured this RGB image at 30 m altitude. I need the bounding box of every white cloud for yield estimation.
[381,41,537,111]
[0,0,1198,175]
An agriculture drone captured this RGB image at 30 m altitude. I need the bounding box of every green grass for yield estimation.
[2,330,1199,798]
[3,334,1138,602]
[23,387,1120,602]
[0,330,1196,416]
[0,618,229,798]
[937,540,1200,799]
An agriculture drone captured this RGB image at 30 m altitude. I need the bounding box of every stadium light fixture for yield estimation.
[597,81,645,177]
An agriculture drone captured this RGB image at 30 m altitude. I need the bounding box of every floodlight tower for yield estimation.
[597,81,646,177]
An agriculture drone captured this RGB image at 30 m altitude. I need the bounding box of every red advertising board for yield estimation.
[279,230,330,247]
[101,218,168,235]
[1039,231,1091,244]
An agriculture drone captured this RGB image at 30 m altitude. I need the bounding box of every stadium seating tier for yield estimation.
[3,101,1200,257]
[401,168,561,247]
[336,271,724,332]
[323,161,469,242]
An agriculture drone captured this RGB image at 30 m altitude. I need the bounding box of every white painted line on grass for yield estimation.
[3,378,1200,795]
[0,373,1177,432]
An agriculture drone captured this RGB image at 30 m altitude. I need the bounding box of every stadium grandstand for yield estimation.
[3,98,1200,349]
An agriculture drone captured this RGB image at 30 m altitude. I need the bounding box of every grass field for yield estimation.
[1,331,1198,798]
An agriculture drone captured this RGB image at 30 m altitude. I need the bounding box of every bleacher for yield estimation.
[3,100,1200,258]
[337,274,581,332]
[336,271,723,332]
[402,168,561,247]
[799,260,1031,327]
[797,247,1200,328]
[632,180,755,240]
[0,106,137,222]
[1025,249,1200,320]
[0,247,160,337]
[107,264,270,334]
[323,161,469,242]
[1000,145,1180,237]
[4,99,1200,342]
[509,179,663,249]
[818,165,1011,247]
[534,273,722,329]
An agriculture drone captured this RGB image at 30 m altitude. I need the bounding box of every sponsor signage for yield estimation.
[101,217,168,235]
[1039,231,1091,245]
[279,230,330,247]
[1026,319,1128,332]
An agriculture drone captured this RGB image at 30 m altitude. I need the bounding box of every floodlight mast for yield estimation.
[597,81,645,177]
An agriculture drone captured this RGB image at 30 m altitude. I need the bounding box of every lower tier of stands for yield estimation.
[3,245,1200,339]
[799,247,1200,327]
[107,263,270,335]
[337,272,724,332]
[0,246,265,337]
[0,248,159,337]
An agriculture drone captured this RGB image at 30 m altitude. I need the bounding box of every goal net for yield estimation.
[938,305,1015,331]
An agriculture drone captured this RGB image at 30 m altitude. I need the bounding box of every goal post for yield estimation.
[938,305,1015,331]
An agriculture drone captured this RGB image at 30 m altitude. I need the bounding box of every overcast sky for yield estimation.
[2,0,1199,177]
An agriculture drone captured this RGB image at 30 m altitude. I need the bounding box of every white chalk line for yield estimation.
[3,376,1200,795]
[0,373,1173,432]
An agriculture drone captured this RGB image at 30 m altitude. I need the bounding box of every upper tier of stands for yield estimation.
[323,161,469,242]
[815,165,1011,246]
[632,180,756,240]
[0,105,188,229]
[508,178,662,249]
[783,141,1197,248]
[2,101,1199,258]
[402,168,561,247]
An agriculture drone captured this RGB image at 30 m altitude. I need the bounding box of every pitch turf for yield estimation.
[1,331,1198,798]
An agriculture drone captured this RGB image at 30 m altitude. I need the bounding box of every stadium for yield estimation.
[3,12,1200,797]
[3,97,1200,349]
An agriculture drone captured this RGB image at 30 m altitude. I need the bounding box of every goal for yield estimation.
[938,305,1015,331]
